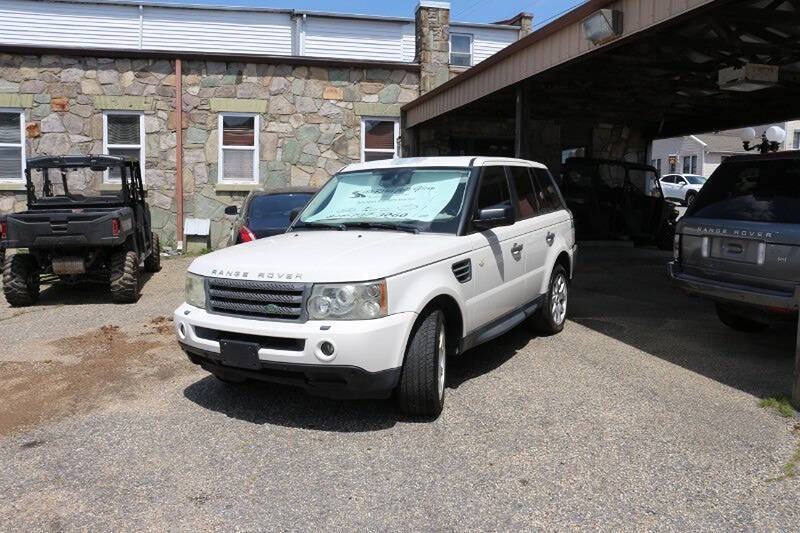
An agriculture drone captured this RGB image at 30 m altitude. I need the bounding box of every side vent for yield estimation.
[452,259,472,283]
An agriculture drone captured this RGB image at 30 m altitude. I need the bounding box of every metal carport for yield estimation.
[400,0,800,407]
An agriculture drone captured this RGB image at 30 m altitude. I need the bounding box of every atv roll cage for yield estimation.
[24,155,145,209]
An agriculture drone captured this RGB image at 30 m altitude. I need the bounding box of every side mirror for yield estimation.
[289,207,302,222]
[224,205,238,216]
[473,206,514,230]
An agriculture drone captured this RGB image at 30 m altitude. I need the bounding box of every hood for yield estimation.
[189,230,467,283]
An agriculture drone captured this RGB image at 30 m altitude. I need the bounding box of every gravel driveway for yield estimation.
[0,248,797,530]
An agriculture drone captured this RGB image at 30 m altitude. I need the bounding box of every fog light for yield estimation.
[178,322,186,339]
[315,340,336,362]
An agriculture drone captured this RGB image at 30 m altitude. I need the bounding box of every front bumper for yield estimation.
[174,303,417,394]
[667,262,799,310]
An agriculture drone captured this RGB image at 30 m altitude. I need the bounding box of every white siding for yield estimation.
[0,0,141,50]
[141,7,292,56]
[303,17,406,62]
[401,24,416,63]
[465,26,517,64]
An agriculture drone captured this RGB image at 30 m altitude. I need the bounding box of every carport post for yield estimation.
[795,297,800,409]
[514,83,529,159]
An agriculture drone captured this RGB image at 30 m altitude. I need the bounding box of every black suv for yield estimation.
[0,155,160,305]
[669,151,800,330]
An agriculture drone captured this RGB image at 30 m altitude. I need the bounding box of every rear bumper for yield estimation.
[667,261,799,310]
[181,342,401,399]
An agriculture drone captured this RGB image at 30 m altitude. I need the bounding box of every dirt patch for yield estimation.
[0,322,187,436]
[147,315,174,335]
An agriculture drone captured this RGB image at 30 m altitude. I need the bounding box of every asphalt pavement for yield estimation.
[0,248,798,530]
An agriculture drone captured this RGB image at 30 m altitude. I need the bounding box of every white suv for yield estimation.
[175,157,576,417]
[660,173,707,206]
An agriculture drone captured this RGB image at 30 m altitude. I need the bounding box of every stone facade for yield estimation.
[0,53,419,249]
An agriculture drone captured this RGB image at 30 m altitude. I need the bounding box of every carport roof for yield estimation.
[403,0,800,139]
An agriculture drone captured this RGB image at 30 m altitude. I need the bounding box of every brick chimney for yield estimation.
[415,1,450,94]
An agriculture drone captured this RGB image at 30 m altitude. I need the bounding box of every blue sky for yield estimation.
[167,0,588,25]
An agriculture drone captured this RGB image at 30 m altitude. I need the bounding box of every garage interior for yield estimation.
[402,0,800,406]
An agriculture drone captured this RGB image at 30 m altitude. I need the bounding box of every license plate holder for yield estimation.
[218,339,262,370]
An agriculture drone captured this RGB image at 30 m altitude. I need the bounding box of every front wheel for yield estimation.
[531,265,569,335]
[395,309,446,418]
[3,254,40,307]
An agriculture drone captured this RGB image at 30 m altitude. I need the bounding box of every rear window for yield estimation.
[688,159,800,223]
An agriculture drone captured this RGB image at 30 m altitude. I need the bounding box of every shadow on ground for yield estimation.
[32,271,157,306]
[183,325,533,432]
[569,245,796,399]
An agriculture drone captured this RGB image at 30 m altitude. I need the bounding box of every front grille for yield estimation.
[206,277,309,322]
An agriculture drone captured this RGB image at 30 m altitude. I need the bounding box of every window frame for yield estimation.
[360,117,399,163]
[218,112,260,184]
[793,131,800,150]
[102,110,145,184]
[0,108,26,183]
[449,32,474,67]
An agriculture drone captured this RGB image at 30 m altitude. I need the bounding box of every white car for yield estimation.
[175,157,576,417]
[659,173,707,206]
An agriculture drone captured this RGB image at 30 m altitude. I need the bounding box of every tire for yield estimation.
[685,191,696,207]
[715,303,768,332]
[144,232,161,272]
[109,250,140,303]
[395,309,446,418]
[2,254,40,307]
[532,265,569,335]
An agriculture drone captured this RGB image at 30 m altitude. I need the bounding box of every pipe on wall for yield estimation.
[175,57,184,250]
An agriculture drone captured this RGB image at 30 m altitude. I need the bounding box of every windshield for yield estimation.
[248,193,313,227]
[685,175,706,185]
[688,159,800,223]
[295,167,472,234]
[27,166,125,206]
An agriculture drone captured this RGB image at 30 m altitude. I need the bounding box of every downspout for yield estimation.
[175,58,184,251]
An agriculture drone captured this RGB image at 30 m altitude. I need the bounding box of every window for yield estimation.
[476,166,511,211]
[361,118,398,162]
[450,33,473,67]
[509,166,537,220]
[219,113,259,183]
[103,112,144,182]
[0,109,25,182]
[532,168,563,212]
[651,158,661,174]
[682,154,697,174]
[562,147,586,163]
[661,175,675,184]
[793,131,800,150]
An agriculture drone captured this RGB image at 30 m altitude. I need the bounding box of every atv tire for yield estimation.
[110,250,140,303]
[3,254,40,307]
[144,233,161,272]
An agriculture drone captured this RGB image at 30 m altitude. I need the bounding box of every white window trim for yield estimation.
[449,32,474,67]
[360,117,400,163]
[0,108,25,183]
[102,111,145,184]
[218,112,259,184]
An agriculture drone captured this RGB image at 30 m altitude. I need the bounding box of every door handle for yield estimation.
[511,243,523,257]
[546,232,555,246]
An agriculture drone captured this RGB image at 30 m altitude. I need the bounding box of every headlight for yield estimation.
[307,280,387,320]
[185,272,206,309]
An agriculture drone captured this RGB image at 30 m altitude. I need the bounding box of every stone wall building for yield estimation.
[0,0,530,249]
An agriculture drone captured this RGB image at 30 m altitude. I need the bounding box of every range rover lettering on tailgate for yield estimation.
[669,151,800,331]
[175,157,577,417]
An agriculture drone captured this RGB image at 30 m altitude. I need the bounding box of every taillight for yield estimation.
[0,221,7,239]
[238,226,256,243]
[112,218,120,237]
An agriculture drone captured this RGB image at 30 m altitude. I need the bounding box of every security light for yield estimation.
[718,63,779,92]
[582,9,622,44]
